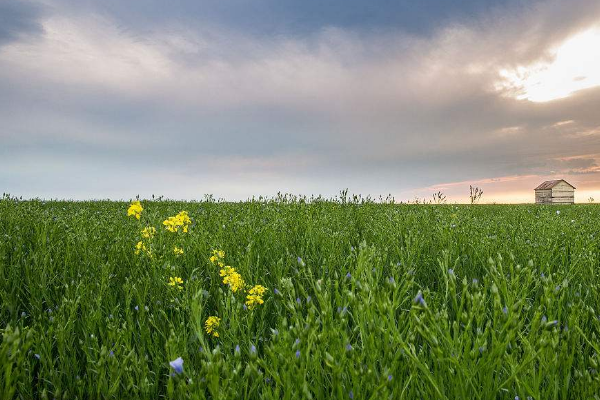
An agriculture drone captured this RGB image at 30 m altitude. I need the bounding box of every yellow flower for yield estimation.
[168,276,184,290]
[246,285,267,309]
[210,249,226,267]
[173,246,184,255]
[134,241,152,257]
[219,266,245,293]
[219,266,235,277]
[248,285,267,296]
[163,211,191,233]
[141,226,156,239]
[177,211,191,225]
[163,217,178,232]
[205,316,221,337]
[127,201,143,220]
[223,271,245,293]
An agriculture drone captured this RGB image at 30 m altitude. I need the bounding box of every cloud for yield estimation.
[2,0,600,200]
[41,0,527,38]
[0,1,45,46]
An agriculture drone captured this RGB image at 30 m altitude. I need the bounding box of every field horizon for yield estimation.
[2,192,592,206]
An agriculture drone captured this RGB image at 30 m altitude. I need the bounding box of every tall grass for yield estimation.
[1,194,600,399]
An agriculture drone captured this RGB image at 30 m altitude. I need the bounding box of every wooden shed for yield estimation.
[534,180,575,204]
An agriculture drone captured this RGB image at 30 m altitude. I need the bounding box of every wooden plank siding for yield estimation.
[551,181,574,204]
[535,189,552,204]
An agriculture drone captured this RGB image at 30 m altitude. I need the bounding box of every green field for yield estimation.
[2,195,600,399]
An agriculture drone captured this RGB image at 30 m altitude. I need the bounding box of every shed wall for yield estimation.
[535,189,552,204]
[551,182,574,204]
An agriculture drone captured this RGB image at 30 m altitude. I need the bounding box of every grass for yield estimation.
[2,194,600,399]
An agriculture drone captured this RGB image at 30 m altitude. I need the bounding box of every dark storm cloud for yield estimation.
[0,1,45,46]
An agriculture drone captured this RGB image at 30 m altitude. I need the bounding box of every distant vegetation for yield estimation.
[1,194,600,399]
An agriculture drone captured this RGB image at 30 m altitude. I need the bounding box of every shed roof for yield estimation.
[534,179,576,190]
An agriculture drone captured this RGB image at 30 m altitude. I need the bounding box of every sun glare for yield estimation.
[497,27,600,102]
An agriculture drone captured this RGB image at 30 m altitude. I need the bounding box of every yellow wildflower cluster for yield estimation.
[173,246,184,255]
[168,276,184,290]
[209,249,225,267]
[207,249,267,328]
[246,285,267,309]
[127,201,143,220]
[220,266,245,293]
[205,316,221,337]
[141,226,156,239]
[134,241,152,257]
[163,211,191,233]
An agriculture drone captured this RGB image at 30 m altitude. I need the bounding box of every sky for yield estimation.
[2,0,600,202]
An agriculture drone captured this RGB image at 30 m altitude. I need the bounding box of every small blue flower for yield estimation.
[388,277,395,284]
[306,296,312,303]
[297,257,305,267]
[250,345,257,354]
[542,315,547,323]
[235,345,240,354]
[274,288,281,295]
[169,357,184,375]
[109,350,114,357]
[296,297,301,305]
[346,272,351,279]
[243,304,248,311]
[472,279,478,285]
[414,291,426,307]
[548,320,558,327]
[388,374,393,381]
[479,346,484,354]
[134,306,139,311]
[345,343,353,351]
[502,306,508,315]
[295,350,301,358]
[295,338,300,346]
[448,268,454,275]
[349,390,354,399]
